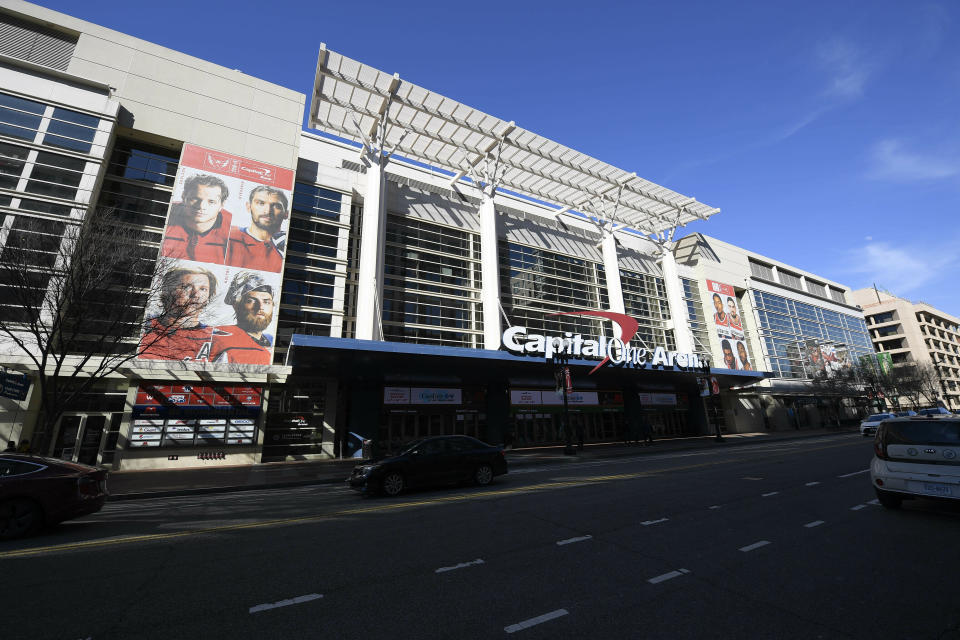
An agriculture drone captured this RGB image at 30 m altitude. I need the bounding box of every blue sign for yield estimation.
[1,370,30,401]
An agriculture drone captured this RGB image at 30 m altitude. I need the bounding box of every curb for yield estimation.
[106,429,859,501]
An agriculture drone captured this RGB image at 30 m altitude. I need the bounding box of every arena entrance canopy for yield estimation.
[308,45,719,239]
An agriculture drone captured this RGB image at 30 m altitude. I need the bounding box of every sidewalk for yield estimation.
[106,427,859,500]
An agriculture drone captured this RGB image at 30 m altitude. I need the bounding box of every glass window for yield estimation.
[0,141,29,189]
[806,280,827,298]
[24,151,85,200]
[0,93,44,142]
[778,270,802,290]
[0,459,45,476]
[749,260,774,280]
[43,108,99,153]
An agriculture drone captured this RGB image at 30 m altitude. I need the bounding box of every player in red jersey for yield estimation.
[226,185,288,272]
[138,266,218,361]
[161,174,232,264]
[210,272,275,365]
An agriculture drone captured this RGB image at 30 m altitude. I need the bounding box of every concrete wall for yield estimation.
[4,0,305,169]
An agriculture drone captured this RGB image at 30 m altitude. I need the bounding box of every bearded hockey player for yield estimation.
[210,272,275,365]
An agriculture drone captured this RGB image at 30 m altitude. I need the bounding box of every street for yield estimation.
[4,433,960,639]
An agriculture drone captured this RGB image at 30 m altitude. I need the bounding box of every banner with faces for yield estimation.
[705,279,753,371]
[136,144,294,366]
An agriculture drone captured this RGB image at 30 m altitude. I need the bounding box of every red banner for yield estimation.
[180,144,294,189]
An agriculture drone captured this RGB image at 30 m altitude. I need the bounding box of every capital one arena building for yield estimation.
[0,0,849,471]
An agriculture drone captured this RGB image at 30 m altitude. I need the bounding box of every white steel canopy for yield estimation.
[309,46,719,236]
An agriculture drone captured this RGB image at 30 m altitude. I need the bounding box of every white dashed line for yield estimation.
[505,609,569,633]
[850,504,866,511]
[838,469,870,478]
[742,476,764,481]
[641,517,669,526]
[761,491,779,497]
[708,505,721,510]
[435,558,485,573]
[556,535,593,546]
[648,568,690,584]
[805,482,820,486]
[249,593,322,614]
[804,520,824,528]
[739,540,771,553]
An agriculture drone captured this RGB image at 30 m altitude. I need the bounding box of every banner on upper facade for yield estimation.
[705,279,752,371]
[136,144,294,366]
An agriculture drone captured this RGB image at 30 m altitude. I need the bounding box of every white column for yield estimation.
[601,230,625,314]
[355,158,385,341]
[660,244,695,354]
[479,190,502,350]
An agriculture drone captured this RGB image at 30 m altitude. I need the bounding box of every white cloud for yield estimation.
[845,238,960,295]
[867,139,960,182]
[816,37,871,100]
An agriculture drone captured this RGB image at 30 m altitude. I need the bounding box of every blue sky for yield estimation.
[39,0,960,316]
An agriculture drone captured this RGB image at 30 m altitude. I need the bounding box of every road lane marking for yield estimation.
[435,558,484,573]
[850,504,866,511]
[867,499,879,505]
[505,609,569,633]
[761,491,779,497]
[805,482,820,486]
[742,476,764,481]
[249,593,322,614]
[838,469,870,478]
[648,568,690,584]
[804,520,824,528]
[708,505,721,510]
[0,447,865,560]
[556,535,592,546]
[739,540,771,552]
[641,517,669,526]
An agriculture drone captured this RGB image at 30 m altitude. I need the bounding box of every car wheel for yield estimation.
[875,489,902,510]
[381,472,404,497]
[0,499,42,540]
[474,464,494,487]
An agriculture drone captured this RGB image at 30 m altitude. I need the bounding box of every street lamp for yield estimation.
[552,352,575,455]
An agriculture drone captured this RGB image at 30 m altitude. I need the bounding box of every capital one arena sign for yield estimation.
[502,310,708,375]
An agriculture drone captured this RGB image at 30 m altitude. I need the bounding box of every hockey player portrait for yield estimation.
[139,266,217,361]
[226,185,289,272]
[161,173,233,264]
[211,272,277,365]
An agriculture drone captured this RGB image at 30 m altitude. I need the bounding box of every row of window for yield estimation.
[748,258,846,303]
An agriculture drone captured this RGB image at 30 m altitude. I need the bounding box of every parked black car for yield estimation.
[0,454,108,539]
[348,435,507,496]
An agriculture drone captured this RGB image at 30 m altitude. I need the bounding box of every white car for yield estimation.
[860,413,895,437]
[871,417,960,509]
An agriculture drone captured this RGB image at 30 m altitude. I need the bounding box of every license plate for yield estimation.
[922,482,952,496]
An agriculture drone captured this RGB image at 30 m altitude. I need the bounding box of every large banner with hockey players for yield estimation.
[705,279,754,371]
[136,144,294,366]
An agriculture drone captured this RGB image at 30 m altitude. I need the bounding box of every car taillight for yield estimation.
[78,475,101,497]
[873,438,887,460]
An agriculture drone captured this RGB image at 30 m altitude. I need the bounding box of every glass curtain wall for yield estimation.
[620,269,674,350]
[753,289,874,379]
[500,241,609,339]
[681,277,711,359]
[273,182,346,363]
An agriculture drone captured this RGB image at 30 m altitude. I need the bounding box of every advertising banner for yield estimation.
[137,143,294,366]
[705,279,752,371]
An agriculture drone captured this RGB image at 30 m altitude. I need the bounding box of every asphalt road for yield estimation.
[4,433,960,640]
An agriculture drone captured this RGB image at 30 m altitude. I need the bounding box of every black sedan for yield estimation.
[348,435,507,496]
[0,454,108,539]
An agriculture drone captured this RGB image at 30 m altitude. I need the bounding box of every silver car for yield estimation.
[860,413,895,437]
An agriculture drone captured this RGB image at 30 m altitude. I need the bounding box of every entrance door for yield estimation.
[53,415,82,460]
[77,415,107,466]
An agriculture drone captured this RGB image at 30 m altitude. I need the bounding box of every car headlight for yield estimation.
[358,465,379,476]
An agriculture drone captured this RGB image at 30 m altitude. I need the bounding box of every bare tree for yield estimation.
[0,209,195,452]
[889,364,924,411]
[853,357,901,412]
[915,361,944,408]
[810,365,862,427]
